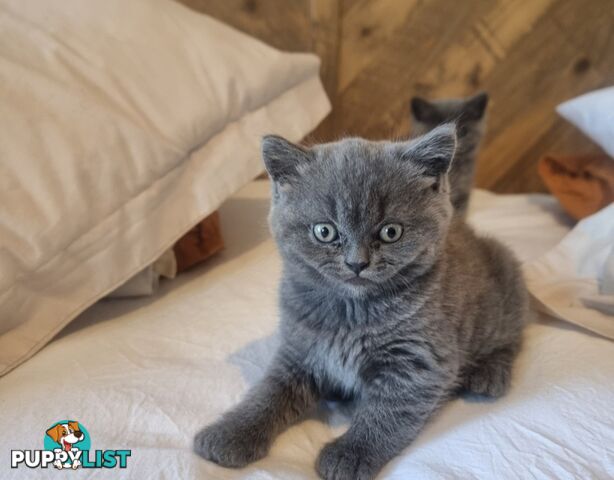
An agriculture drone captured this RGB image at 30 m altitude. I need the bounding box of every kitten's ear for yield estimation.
[261,135,313,184]
[410,96,441,123]
[462,91,489,121]
[399,123,457,177]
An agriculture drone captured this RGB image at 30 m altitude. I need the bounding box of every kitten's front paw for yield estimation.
[316,438,378,480]
[193,420,269,468]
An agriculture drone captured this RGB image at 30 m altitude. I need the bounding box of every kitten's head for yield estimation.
[262,124,457,298]
[410,92,488,154]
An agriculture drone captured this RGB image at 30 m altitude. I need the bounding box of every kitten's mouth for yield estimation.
[345,276,372,286]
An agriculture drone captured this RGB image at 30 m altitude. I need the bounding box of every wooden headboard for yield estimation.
[177,0,613,193]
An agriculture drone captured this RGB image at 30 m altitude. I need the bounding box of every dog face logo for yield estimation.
[44,420,89,470]
[46,422,84,452]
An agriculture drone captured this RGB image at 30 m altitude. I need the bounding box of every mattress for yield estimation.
[3,180,613,479]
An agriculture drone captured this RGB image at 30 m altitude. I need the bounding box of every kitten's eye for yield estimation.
[313,223,338,243]
[379,224,403,243]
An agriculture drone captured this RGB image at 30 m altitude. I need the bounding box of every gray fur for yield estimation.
[194,123,529,480]
[410,92,489,216]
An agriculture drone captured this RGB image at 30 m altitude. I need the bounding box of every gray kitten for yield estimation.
[194,124,529,480]
[411,92,489,216]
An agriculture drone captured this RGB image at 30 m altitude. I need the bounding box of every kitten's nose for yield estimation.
[345,260,369,275]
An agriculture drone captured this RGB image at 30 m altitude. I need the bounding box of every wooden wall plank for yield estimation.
[476,2,607,192]
[310,0,341,100]
[177,0,614,193]
[177,0,312,51]
[335,0,613,193]
[339,0,419,91]
[309,0,341,137]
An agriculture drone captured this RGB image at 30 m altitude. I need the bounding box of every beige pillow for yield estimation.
[0,0,330,375]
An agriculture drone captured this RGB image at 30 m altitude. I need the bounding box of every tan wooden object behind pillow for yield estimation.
[538,153,614,220]
[174,211,224,273]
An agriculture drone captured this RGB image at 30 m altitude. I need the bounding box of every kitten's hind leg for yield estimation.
[463,344,519,398]
[194,357,318,468]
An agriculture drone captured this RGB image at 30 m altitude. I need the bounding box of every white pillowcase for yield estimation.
[0,0,330,375]
[557,86,614,158]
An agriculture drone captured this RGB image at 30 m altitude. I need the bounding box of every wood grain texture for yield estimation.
[176,0,313,51]
[177,0,614,193]
[309,0,341,136]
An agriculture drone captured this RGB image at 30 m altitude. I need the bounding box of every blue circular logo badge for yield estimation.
[44,420,91,452]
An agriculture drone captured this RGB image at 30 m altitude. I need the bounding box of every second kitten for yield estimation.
[410,92,488,216]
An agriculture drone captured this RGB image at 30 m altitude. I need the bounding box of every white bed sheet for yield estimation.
[2,181,613,479]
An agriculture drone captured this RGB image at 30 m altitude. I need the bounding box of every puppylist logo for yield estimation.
[11,420,131,470]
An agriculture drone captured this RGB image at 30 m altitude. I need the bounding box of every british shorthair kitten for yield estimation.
[411,92,489,216]
[194,124,528,480]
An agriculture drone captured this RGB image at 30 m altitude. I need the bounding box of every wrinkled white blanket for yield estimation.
[2,182,613,480]
[525,203,614,338]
